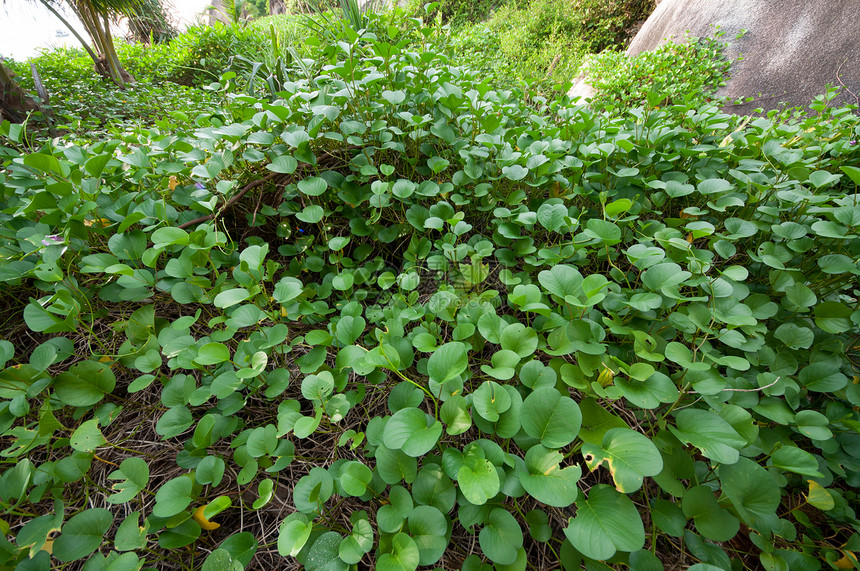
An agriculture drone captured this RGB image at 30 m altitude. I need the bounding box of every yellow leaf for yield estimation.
[806,480,835,511]
[835,551,858,569]
[193,506,220,531]
[99,356,113,363]
[596,367,614,387]
[40,540,53,555]
[169,176,178,191]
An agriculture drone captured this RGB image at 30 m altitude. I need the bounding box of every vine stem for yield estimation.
[178,172,280,229]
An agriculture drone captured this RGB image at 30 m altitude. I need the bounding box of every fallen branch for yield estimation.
[178,172,280,230]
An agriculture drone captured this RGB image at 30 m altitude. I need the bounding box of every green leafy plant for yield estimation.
[1,8,859,571]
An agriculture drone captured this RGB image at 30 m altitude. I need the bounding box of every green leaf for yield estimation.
[70,419,106,452]
[253,479,275,510]
[151,227,189,247]
[378,532,419,571]
[202,549,243,571]
[376,485,413,533]
[408,505,448,565]
[774,323,814,350]
[153,476,193,518]
[214,288,251,308]
[158,518,200,549]
[114,511,148,551]
[156,406,193,438]
[499,323,538,357]
[219,532,258,567]
[53,508,114,562]
[718,457,781,532]
[53,360,116,407]
[376,444,418,485]
[502,164,528,181]
[293,467,333,514]
[457,448,500,505]
[23,152,63,176]
[383,408,443,457]
[521,387,582,448]
[195,342,231,365]
[339,461,373,496]
[582,428,662,492]
[479,508,523,565]
[794,410,833,440]
[427,342,468,384]
[681,485,739,541]
[770,446,824,477]
[669,408,746,465]
[107,457,149,504]
[298,176,328,196]
[564,484,644,560]
[472,381,512,422]
[277,513,313,557]
[440,395,472,435]
[267,155,298,174]
[296,204,324,223]
[517,445,581,507]
[339,515,373,564]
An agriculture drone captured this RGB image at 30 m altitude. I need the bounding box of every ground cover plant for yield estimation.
[582,30,734,111]
[1,7,860,571]
[439,0,654,92]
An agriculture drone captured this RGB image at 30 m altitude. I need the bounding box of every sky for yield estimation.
[0,0,212,61]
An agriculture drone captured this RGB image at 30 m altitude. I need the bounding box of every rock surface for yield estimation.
[625,0,860,114]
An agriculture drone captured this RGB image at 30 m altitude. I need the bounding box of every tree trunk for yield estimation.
[0,61,39,124]
[65,0,136,87]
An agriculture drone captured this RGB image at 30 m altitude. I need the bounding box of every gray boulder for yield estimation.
[626,0,860,114]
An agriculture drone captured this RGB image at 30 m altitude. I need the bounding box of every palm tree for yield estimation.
[43,0,140,86]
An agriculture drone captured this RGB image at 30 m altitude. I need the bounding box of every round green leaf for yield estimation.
[340,461,373,496]
[293,467,334,514]
[471,380,512,422]
[457,450,500,506]
[682,485,740,542]
[478,508,523,565]
[298,176,328,196]
[582,428,663,493]
[53,360,116,407]
[195,342,230,365]
[518,445,581,507]
[521,387,581,448]
[564,485,644,560]
[427,342,468,384]
[408,505,448,565]
[53,508,113,562]
[277,513,312,557]
[378,532,419,571]
[383,407,443,457]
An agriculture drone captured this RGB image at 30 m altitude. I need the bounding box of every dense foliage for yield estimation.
[1,5,860,571]
[440,0,654,92]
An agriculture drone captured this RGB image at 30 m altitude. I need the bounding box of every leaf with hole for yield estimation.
[107,457,149,504]
[70,419,106,452]
[583,428,662,492]
[517,445,581,507]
